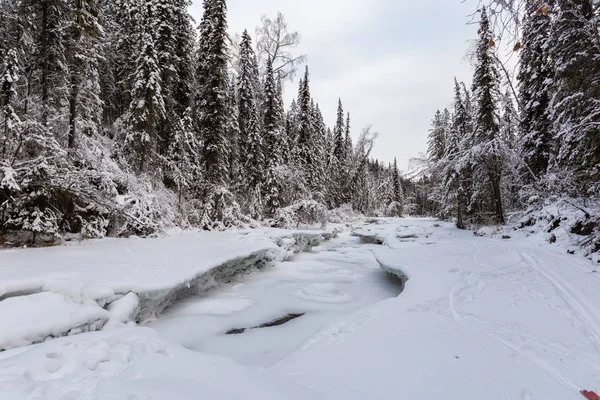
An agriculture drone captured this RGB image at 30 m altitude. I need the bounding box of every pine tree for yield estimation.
[331,99,346,206]
[196,0,230,186]
[125,0,165,172]
[333,99,345,164]
[296,66,313,182]
[1,48,19,157]
[500,89,518,149]
[172,0,196,116]
[66,0,103,149]
[20,0,69,126]
[112,0,144,116]
[236,30,263,192]
[344,112,353,163]
[427,110,447,163]
[311,102,327,198]
[284,99,299,163]
[226,76,241,185]
[442,79,472,228]
[470,6,504,224]
[550,0,600,194]
[262,57,282,215]
[390,157,404,216]
[165,109,201,205]
[518,0,554,181]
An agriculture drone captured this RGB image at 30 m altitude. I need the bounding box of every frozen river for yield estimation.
[150,232,403,367]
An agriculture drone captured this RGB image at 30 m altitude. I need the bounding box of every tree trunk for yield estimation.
[68,72,79,148]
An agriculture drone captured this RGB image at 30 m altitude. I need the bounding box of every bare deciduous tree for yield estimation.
[255,12,306,81]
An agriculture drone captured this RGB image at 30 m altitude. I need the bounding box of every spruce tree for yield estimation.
[550,0,600,194]
[236,30,264,192]
[20,0,69,126]
[196,0,230,186]
[66,0,102,149]
[284,99,299,164]
[391,157,404,216]
[262,58,282,215]
[1,48,19,157]
[344,112,353,163]
[427,110,447,163]
[333,99,345,164]
[226,76,241,185]
[470,7,504,224]
[518,0,554,181]
[311,102,327,198]
[125,0,165,172]
[296,67,313,182]
[331,99,346,206]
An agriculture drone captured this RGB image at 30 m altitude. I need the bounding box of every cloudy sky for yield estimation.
[190,1,478,170]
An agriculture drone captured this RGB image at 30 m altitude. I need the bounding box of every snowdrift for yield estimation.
[0,228,333,351]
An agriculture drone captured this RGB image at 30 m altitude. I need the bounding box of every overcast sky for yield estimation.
[190,1,478,170]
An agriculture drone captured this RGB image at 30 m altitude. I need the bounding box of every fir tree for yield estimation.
[196,0,230,186]
[125,0,165,173]
[262,58,282,215]
[427,109,448,163]
[296,67,313,179]
[470,7,504,224]
[226,76,241,185]
[344,112,353,162]
[1,48,19,157]
[66,0,102,149]
[333,99,345,164]
[391,157,404,216]
[518,0,554,181]
[550,0,600,194]
[21,0,69,126]
[311,102,327,198]
[236,30,263,192]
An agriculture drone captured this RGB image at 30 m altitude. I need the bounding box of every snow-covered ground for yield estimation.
[150,233,402,367]
[0,228,330,350]
[1,218,600,399]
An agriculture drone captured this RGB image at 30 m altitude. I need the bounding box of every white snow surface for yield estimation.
[0,228,331,351]
[275,218,600,400]
[2,218,600,399]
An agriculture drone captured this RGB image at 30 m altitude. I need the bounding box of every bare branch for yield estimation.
[255,12,306,81]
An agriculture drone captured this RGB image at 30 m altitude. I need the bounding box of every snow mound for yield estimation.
[0,292,109,351]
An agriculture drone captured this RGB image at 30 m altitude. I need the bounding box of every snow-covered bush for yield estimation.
[328,204,358,224]
[517,199,600,255]
[385,201,404,217]
[273,200,328,229]
[196,185,256,231]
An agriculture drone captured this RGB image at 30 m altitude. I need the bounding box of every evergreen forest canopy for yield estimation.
[0,0,406,243]
[420,0,600,234]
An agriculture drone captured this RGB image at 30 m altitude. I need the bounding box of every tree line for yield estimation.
[0,0,405,243]
[423,0,599,228]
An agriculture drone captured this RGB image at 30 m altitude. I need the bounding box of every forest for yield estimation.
[418,0,600,251]
[0,0,405,244]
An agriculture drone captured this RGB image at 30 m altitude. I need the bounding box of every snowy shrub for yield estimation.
[328,204,358,224]
[6,207,61,243]
[81,215,110,239]
[197,185,256,231]
[385,201,404,217]
[273,200,328,229]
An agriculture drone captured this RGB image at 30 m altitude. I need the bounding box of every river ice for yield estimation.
[150,233,403,367]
